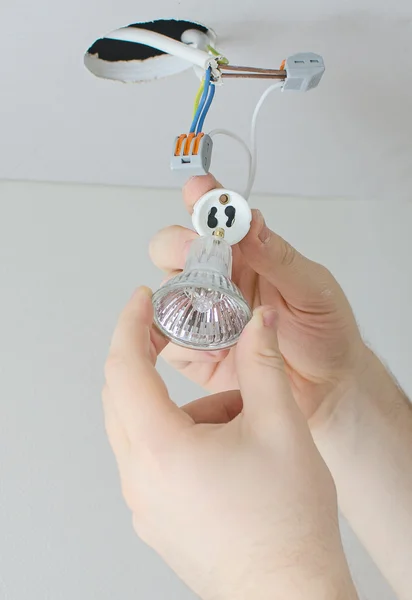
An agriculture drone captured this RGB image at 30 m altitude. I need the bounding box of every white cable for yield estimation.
[244,81,284,199]
[208,129,252,197]
[105,27,216,72]
[104,28,282,197]
[181,29,214,49]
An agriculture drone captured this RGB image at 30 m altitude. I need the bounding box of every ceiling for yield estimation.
[1,1,412,200]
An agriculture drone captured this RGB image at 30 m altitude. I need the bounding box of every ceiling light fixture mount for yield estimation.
[84,19,217,83]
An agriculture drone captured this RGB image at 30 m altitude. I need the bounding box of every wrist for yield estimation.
[309,346,412,599]
[219,575,358,600]
[310,344,407,444]
[216,554,358,600]
[309,344,384,438]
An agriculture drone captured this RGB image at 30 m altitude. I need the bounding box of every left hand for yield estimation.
[149,174,366,427]
[103,287,357,600]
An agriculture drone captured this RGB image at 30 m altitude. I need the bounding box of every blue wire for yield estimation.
[195,82,215,134]
[189,67,211,133]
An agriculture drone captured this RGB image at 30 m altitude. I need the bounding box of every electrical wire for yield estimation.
[190,67,211,133]
[207,44,221,57]
[207,83,283,198]
[192,45,225,123]
[208,129,252,194]
[196,82,215,134]
[244,81,284,199]
[104,27,284,196]
[103,28,288,82]
[220,64,286,75]
[206,44,229,64]
[222,73,285,80]
[105,27,212,70]
[193,80,205,118]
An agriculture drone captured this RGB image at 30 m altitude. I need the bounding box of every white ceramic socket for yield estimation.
[192,188,252,245]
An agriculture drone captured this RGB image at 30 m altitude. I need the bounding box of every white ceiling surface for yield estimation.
[1,2,412,200]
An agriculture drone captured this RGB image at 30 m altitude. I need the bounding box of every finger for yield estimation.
[149,323,169,363]
[239,210,338,309]
[149,225,197,273]
[161,344,229,368]
[105,287,191,442]
[182,390,243,424]
[110,286,168,362]
[236,306,305,427]
[160,270,182,286]
[102,383,130,463]
[161,344,234,391]
[149,175,222,274]
[182,173,222,214]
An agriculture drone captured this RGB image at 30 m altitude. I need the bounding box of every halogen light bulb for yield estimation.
[189,288,221,312]
[152,236,252,350]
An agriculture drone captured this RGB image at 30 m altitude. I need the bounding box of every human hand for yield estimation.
[103,287,357,600]
[149,175,367,426]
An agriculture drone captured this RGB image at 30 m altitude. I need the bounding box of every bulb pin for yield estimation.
[213,228,225,239]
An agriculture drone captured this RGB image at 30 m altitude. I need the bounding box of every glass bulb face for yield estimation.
[153,278,251,350]
[152,236,251,350]
[188,288,221,313]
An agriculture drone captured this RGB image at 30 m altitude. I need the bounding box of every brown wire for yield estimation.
[220,64,286,76]
[221,73,286,80]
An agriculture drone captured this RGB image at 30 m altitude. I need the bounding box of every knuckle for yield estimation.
[312,264,340,301]
[148,226,179,260]
[149,226,194,271]
[315,263,333,284]
[148,229,167,262]
[254,348,285,372]
[278,239,297,267]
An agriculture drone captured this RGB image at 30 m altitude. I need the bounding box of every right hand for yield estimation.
[149,175,367,427]
[103,288,358,600]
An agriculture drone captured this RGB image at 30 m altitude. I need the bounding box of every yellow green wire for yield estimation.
[192,45,228,119]
[193,79,205,118]
[207,44,229,64]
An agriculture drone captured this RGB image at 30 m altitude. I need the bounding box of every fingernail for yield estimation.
[262,308,278,329]
[255,211,271,244]
[253,307,278,329]
[131,286,152,300]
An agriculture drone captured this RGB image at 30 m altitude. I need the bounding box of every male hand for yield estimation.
[103,287,357,600]
[149,175,367,425]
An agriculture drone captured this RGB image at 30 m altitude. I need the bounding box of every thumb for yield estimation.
[239,209,336,307]
[236,307,303,426]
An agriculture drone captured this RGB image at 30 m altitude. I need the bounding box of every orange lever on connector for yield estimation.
[192,133,204,156]
[174,134,187,156]
[183,133,196,156]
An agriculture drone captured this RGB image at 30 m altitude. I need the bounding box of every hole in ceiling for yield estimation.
[87,19,208,62]
[84,19,213,83]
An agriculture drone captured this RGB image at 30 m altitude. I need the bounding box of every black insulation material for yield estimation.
[87,19,208,62]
